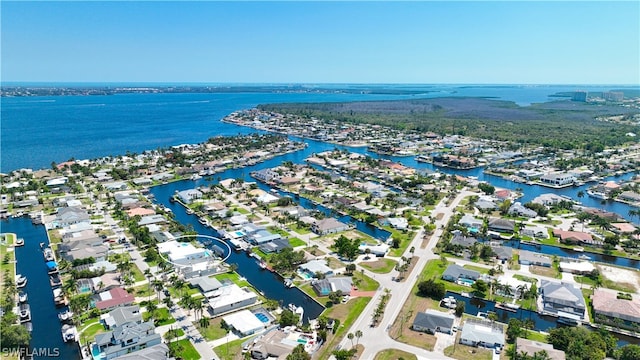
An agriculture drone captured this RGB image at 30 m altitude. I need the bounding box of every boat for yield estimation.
[578,254,591,260]
[40,242,45,249]
[50,274,62,287]
[16,274,27,288]
[415,154,431,163]
[18,291,27,303]
[19,304,31,323]
[47,261,59,275]
[284,279,295,288]
[61,324,78,342]
[58,310,74,323]
[186,208,195,215]
[258,261,268,270]
[460,292,471,298]
[441,296,457,309]
[496,302,520,312]
[15,238,24,247]
[198,217,208,226]
[43,247,55,261]
[53,288,68,306]
[587,190,608,200]
[573,246,584,252]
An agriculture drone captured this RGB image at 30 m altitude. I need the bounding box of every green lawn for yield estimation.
[386,228,416,257]
[352,271,380,291]
[288,237,306,247]
[234,207,250,215]
[374,349,418,360]
[0,234,16,284]
[513,274,537,283]
[197,317,228,341]
[214,337,245,360]
[463,264,491,274]
[290,224,311,234]
[420,259,449,280]
[267,226,290,237]
[144,307,176,326]
[359,258,397,274]
[317,297,371,360]
[168,339,200,360]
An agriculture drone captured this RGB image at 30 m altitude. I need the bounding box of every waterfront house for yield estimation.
[441,264,480,283]
[137,215,167,226]
[247,230,282,245]
[518,250,552,267]
[488,218,515,233]
[412,310,455,335]
[611,222,637,234]
[59,241,109,262]
[552,229,602,247]
[101,305,142,330]
[53,207,90,228]
[299,259,334,279]
[592,289,640,329]
[311,218,350,235]
[491,246,513,261]
[449,233,477,248]
[381,217,409,230]
[521,225,549,239]
[532,193,567,207]
[540,172,576,187]
[93,320,161,360]
[311,277,353,296]
[258,238,292,253]
[540,280,586,320]
[177,189,203,204]
[618,191,640,203]
[207,283,258,315]
[157,240,211,272]
[109,344,169,360]
[358,243,389,257]
[558,260,594,275]
[515,338,566,360]
[459,318,505,349]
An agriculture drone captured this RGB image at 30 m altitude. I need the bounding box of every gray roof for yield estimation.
[488,218,515,231]
[516,338,566,360]
[412,310,455,331]
[442,264,480,281]
[519,250,552,266]
[541,280,585,310]
[300,259,333,275]
[258,238,291,253]
[112,343,169,360]
[329,277,353,293]
[450,234,477,248]
[189,276,222,292]
[491,246,513,260]
[105,306,142,329]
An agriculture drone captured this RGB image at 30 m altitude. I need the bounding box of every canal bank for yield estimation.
[4,217,80,360]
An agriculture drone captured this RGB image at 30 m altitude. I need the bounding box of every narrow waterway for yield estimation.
[3,217,80,360]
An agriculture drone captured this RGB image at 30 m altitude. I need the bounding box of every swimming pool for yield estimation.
[458,278,475,286]
[254,313,269,323]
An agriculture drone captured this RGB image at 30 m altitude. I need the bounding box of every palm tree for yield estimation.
[347,333,354,349]
[354,330,362,346]
[153,279,164,302]
[163,296,174,309]
[192,298,204,321]
[198,316,210,329]
[146,302,158,322]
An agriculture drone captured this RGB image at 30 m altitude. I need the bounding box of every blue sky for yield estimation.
[2,1,639,84]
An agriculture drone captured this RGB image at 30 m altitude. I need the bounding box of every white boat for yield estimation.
[573,246,584,252]
[186,208,195,215]
[15,238,24,247]
[43,247,55,261]
[18,291,27,303]
[61,324,78,342]
[578,254,591,260]
[19,304,31,323]
[58,310,74,322]
[587,190,608,200]
[16,274,27,288]
[23,322,33,333]
[441,296,457,309]
[284,279,295,288]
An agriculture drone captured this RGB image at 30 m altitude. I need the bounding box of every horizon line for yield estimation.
[2,82,639,87]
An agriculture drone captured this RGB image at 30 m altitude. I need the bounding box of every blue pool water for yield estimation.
[255,313,269,323]
[458,278,475,286]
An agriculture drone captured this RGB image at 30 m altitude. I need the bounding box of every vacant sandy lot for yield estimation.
[598,264,640,293]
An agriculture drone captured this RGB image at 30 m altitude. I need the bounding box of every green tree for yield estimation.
[472,279,488,298]
[618,344,640,360]
[417,278,446,299]
[286,344,311,360]
[279,309,300,327]
[334,235,360,261]
[455,301,465,317]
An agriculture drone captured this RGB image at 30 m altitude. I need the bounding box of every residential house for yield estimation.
[258,238,292,253]
[59,240,109,262]
[475,200,497,212]
[553,229,602,246]
[93,321,161,360]
[299,259,334,279]
[540,173,576,186]
[223,310,266,337]
[515,338,566,360]
[459,318,505,349]
[488,218,515,233]
[311,218,350,235]
[532,194,567,207]
[519,250,552,267]
[540,280,586,320]
[618,191,640,203]
[450,233,477,248]
[94,287,136,311]
[491,246,513,261]
[247,230,281,245]
[412,310,455,334]
[53,207,90,228]
[311,277,353,296]
[442,264,480,283]
[508,202,537,218]
[459,214,483,232]
[111,344,169,360]
[207,283,258,315]
[101,305,142,330]
[521,225,549,239]
[382,217,409,231]
[558,260,594,275]
[592,289,640,328]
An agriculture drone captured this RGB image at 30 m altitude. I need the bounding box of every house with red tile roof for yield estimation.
[95,287,135,311]
[553,229,602,246]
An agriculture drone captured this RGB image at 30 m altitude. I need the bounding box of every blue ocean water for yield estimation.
[0,84,633,172]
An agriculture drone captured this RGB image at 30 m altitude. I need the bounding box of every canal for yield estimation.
[4,217,80,360]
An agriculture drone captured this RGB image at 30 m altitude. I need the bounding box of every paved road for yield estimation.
[334,189,475,359]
